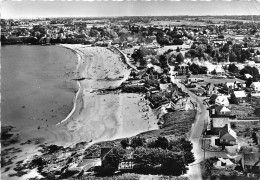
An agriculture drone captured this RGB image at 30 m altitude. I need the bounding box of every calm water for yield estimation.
[2,45,78,131]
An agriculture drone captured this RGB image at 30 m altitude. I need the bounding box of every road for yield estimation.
[171,75,233,179]
[171,74,209,180]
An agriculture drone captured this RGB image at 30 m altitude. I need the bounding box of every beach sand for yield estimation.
[1,45,158,179]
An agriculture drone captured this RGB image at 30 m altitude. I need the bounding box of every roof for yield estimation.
[214,65,225,73]
[100,147,113,161]
[251,82,260,88]
[243,153,260,167]
[216,96,229,105]
[218,158,234,166]
[219,125,237,139]
[233,91,247,98]
[225,82,236,87]
[244,74,253,78]
[212,117,230,128]
[210,94,218,101]
[215,105,231,113]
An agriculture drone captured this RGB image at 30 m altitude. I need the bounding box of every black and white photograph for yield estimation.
[1,0,260,179]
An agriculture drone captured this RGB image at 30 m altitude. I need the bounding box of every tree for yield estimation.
[131,137,145,149]
[230,93,238,104]
[240,66,259,78]
[133,147,186,175]
[228,63,239,74]
[211,69,217,75]
[154,137,169,149]
[139,58,147,67]
[189,63,207,75]
[229,52,237,62]
[120,139,130,149]
[131,49,144,63]
[176,53,184,63]
[159,55,169,69]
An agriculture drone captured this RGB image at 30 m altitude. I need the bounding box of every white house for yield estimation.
[215,106,231,115]
[214,158,234,169]
[233,90,247,103]
[215,95,230,107]
[250,82,260,92]
[244,74,253,79]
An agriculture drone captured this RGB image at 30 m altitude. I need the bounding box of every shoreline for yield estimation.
[56,44,83,126]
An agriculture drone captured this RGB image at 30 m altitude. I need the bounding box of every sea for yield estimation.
[1,45,78,132]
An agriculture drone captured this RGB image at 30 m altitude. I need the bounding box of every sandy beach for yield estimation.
[2,45,158,179]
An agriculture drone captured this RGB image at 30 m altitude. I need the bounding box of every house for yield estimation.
[101,147,135,171]
[224,82,239,91]
[241,153,260,172]
[213,158,234,169]
[232,90,247,103]
[177,63,189,75]
[244,73,253,79]
[211,116,230,129]
[214,65,225,75]
[250,82,260,92]
[218,124,237,146]
[206,83,218,96]
[215,95,230,107]
[159,83,178,93]
[215,106,231,116]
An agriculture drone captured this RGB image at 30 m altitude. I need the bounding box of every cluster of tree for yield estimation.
[131,47,157,67]
[97,137,194,176]
[188,63,208,75]
[228,63,239,74]
[240,65,259,80]
[185,38,258,63]
[156,30,184,46]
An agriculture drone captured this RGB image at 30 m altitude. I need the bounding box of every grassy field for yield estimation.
[231,121,260,138]
[138,110,196,139]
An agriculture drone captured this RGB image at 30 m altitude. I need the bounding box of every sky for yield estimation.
[2,0,260,19]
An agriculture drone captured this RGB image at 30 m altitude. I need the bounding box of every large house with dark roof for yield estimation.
[218,124,237,146]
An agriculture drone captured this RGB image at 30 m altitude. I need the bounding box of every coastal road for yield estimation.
[171,74,209,180]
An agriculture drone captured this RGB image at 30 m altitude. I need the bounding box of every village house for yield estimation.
[232,90,247,103]
[210,95,230,107]
[215,105,231,116]
[213,158,235,169]
[224,81,241,92]
[210,116,230,134]
[177,63,189,75]
[218,124,237,146]
[241,152,260,172]
[174,97,195,111]
[250,82,260,92]
[206,83,218,96]
[244,73,253,79]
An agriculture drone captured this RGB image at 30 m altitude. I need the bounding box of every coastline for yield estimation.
[56,44,83,126]
[2,44,160,180]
